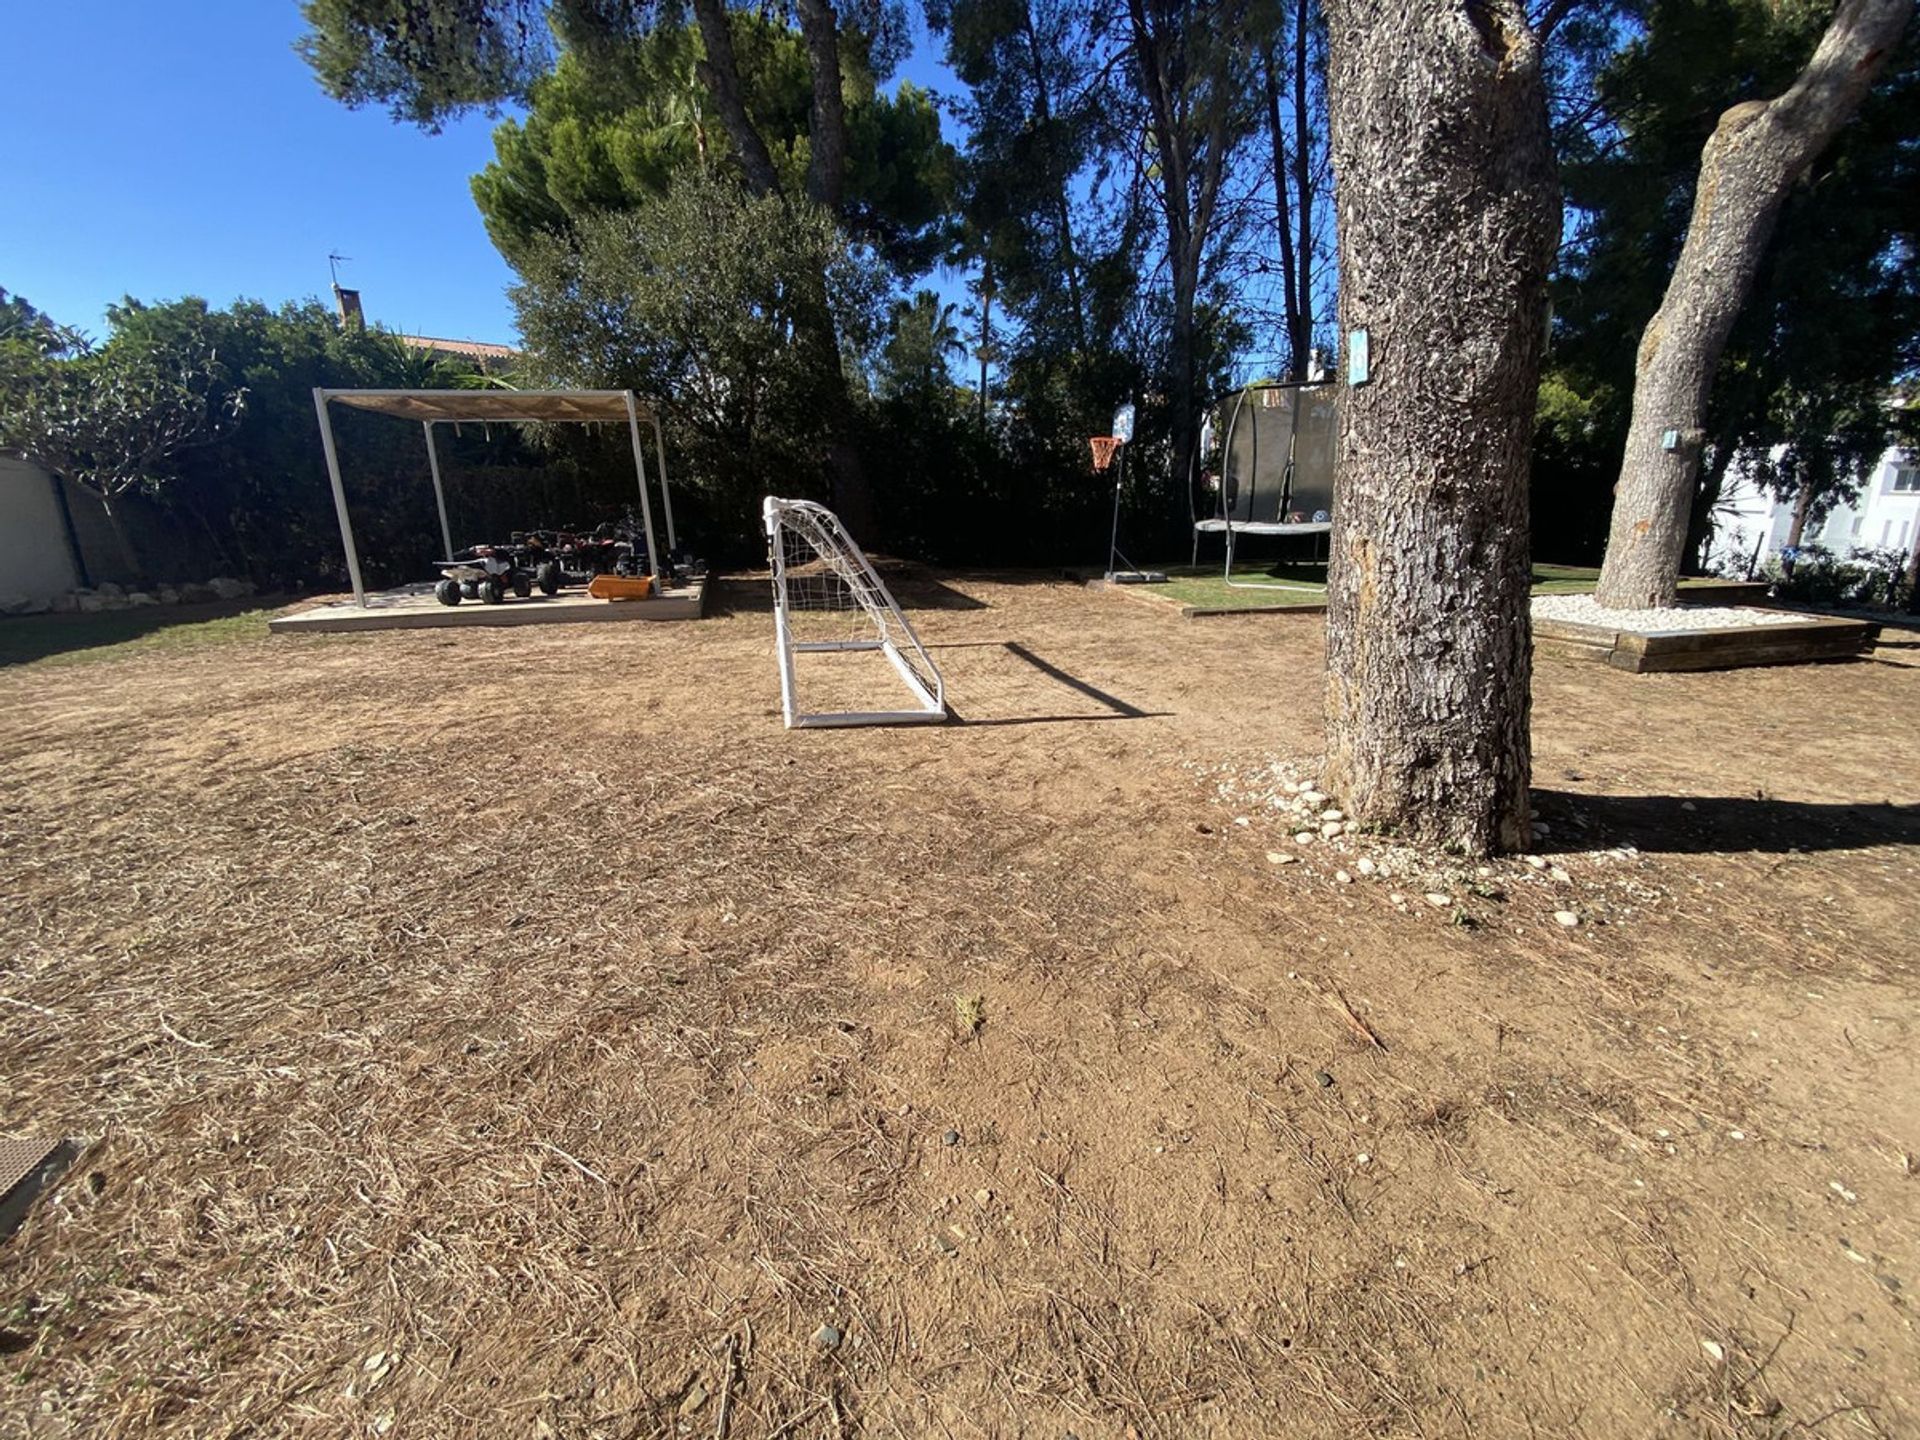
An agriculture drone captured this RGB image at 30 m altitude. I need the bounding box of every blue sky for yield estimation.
[3,3,962,346]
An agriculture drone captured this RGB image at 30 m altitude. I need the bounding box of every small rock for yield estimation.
[1233,815,1251,827]
[933,1231,958,1256]
[1680,800,1697,812]
[1321,809,1344,822]
[1425,893,1453,908]
[1701,1339,1725,1363]
[1534,821,1552,836]
[207,576,254,600]
[1525,855,1547,870]
[1553,911,1579,928]
[1356,1153,1372,1166]
[1266,850,1297,865]
[1728,1129,1746,1141]
[1320,821,1344,837]
[127,591,159,607]
[974,1189,993,1207]
[1830,1180,1858,1203]
[943,1129,961,1147]
[1294,832,1315,845]
[678,1382,710,1416]
[1300,790,1327,808]
[1335,870,1353,885]
[1550,866,1571,883]
[96,581,126,599]
[1355,858,1376,876]
[815,1324,843,1349]
[898,1103,912,1117]
[1315,1070,1335,1088]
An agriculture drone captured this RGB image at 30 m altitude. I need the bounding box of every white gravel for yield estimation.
[1531,593,1814,631]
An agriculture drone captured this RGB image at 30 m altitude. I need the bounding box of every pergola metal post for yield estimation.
[312,389,368,607]
[422,422,455,561]
[623,391,663,583]
[650,411,677,554]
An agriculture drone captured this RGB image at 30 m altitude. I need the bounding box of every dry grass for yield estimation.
[2,574,1917,1438]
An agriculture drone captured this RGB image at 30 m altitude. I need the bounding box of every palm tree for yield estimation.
[881,290,967,398]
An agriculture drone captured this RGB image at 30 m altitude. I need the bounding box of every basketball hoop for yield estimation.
[1089,435,1123,473]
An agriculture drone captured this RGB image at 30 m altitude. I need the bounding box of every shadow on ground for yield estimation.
[0,601,276,668]
[1534,788,1920,856]
[935,640,1170,728]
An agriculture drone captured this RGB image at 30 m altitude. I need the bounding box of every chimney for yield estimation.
[334,286,364,331]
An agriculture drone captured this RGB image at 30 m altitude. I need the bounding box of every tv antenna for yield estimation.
[328,252,352,291]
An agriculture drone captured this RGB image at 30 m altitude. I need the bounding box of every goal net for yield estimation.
[762,496,947,728]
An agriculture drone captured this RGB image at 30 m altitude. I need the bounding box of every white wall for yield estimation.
[1805,452,1920,556]
[0,456,81,602]
[1713,445,1920,572]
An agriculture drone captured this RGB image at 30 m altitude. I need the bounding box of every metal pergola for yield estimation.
[311,387,676,608]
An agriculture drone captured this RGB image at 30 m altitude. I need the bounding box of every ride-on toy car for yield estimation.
[432,544,549,605]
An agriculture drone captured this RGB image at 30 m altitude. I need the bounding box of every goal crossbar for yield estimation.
[763,496,947,729]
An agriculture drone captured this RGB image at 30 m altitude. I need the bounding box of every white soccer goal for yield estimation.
[763,496,946,728]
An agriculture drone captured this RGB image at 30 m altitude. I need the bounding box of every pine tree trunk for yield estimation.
[1291,0,1315,376]
[1263,42,1303,376]
[1593,0,1911,609]
[794,0,849,209]
[1321,0,1559,857]
[688,0,781,198]
[1786,485,1813,549]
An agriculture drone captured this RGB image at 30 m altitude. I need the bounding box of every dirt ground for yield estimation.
[2,573,1916,1439]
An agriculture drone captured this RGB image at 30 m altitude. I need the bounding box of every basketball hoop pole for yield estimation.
[1105,439,1128,579]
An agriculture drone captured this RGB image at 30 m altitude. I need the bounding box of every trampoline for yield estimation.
[1191,381,1339,592]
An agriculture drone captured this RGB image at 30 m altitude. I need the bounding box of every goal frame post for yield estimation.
[763,497,947,729]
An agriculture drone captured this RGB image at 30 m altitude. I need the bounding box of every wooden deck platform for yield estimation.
[1534,610,1880,672]
[269,576,708,634]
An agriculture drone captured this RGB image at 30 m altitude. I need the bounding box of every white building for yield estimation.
[1710,445,1919,575]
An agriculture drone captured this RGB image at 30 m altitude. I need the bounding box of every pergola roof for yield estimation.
[317,388,652,425]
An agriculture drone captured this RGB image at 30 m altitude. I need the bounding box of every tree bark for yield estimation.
[1786,484,1814,549]
[1261,42,1304,375]
[1321,0,1559,857]
[688,0,783,198]
[1127,0,1237,527]
[1018,2,1087,351]
[978,254,994,426]
[794,0,850,209]
[693,0,872,539]
[1593,0,1912,609]
[1291,0,1315,376]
